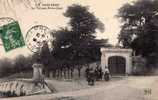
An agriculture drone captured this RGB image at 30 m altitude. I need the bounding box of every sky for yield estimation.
[0,0,136,59]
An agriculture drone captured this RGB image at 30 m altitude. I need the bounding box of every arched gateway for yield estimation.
[101,48,132,75]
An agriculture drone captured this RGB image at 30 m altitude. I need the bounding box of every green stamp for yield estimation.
[0,21,25,52]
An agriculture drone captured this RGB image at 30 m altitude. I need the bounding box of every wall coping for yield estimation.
[101,48,132,53]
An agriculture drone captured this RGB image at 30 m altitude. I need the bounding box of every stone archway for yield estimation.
[101,48,132,75]
[108,56,126,75]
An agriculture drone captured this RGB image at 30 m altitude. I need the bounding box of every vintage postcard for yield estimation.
[0,0,158,100]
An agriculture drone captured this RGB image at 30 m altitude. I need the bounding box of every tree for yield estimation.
[59,4,107,77]
[117,0,158,59]
[52,5,107,64]
[63,4,106,63]
[14,55,27,73]
[64,4,104,35]
[38,4,108,78]
[0,58,13,77]
[13,55,33,73]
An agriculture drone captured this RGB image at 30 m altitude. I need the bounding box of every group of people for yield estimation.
[85,65,110,85]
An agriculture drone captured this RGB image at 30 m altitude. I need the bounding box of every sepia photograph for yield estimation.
[0,0,158,100]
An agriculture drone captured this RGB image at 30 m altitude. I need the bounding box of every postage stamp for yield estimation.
[25,25,53,53]
[0,17,25,52]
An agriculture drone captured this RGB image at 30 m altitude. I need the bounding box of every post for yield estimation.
[32,62,44,82]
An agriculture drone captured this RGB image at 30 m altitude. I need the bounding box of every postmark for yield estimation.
[25,25,54,53]
[0,17,25,52]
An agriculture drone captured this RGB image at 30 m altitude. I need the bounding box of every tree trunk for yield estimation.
[57,69,60,78]
[53,69,56,78]
[77,65,82,78]
[70,68,74,78]
[78,68,81,77]
[68,67,70,79]
[60,68,63,78]
[63,68,66,79]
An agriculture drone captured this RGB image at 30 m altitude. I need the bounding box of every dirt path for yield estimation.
[2,76,158,100]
